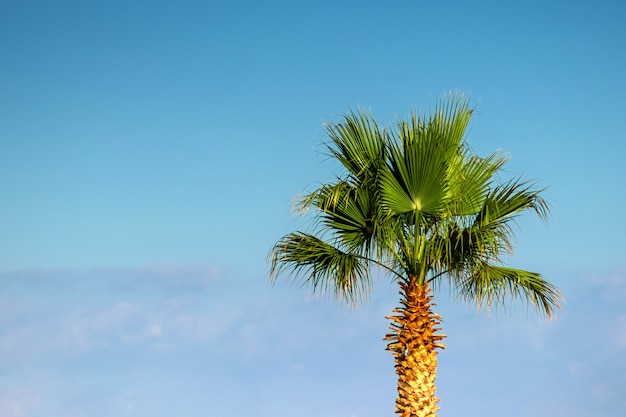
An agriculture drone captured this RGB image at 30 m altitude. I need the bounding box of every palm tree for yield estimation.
[268,95,562,417]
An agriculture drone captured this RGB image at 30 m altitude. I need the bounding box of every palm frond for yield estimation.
[428,94,473,149]
[294,180,387,260]
[295,181,354,215]
[446,150,510,216]
[380,100,473,218]
[456,263,562,318]
[269,232,371,305]
[324,109,386,183]
[475,178,550,228]
[380,128,447,216]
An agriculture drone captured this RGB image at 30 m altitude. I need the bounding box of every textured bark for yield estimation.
[384,281,446,417]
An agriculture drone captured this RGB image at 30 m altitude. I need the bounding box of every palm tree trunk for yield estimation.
[385,281,446,417]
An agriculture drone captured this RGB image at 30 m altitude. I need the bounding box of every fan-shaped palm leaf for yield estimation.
[457,263,561,318]
[269,232,371,305]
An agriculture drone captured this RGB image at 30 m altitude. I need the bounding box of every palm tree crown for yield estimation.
[268,95,561,417]
[270,96,560,315]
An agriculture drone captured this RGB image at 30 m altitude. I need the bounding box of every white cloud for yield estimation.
[1,265,625,417]
[0,264,258,398]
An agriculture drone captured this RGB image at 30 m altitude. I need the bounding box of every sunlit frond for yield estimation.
[446,150,510,216]
[324,109,386,183]
[381,127,452,216]
[475,179,550,229]
[269,232,371,306]
[456,263,562,318]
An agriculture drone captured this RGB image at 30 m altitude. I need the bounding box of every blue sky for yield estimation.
[1,0,625,416]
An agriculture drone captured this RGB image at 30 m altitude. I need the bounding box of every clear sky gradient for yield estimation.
[1,0,625,416]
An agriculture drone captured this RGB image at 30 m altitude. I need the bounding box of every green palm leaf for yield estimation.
[325,109,386,183]
[457,263,562,318]
[476,179,549,226]
[381,119,452,216]
[446,150,510,216]
[269,232,371,305]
